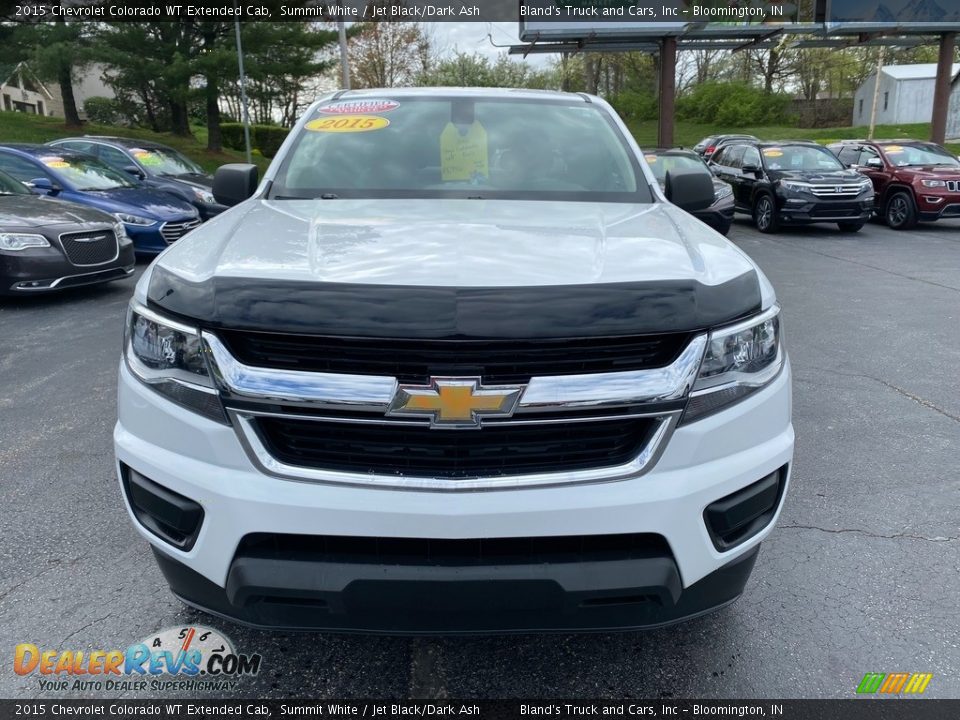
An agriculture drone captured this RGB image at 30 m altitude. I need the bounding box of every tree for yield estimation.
[349,14,432,88]
[420,51,554,89]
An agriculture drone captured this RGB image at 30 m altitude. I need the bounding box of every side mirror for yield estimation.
[213,163,259,207]
[741,163,761,175]
[27,177,59,195]
[664,169,715,212]
[123,165,145,180]
[865,158,883,169]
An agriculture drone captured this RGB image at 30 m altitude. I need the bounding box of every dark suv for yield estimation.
[709,140,874,233]
[643,148,734,234]
[829,140,960,230]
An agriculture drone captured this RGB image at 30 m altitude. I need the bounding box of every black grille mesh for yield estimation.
[255,416,658,478]
[60,230,117,266]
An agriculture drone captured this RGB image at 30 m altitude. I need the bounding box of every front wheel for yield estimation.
[837,222,864,233]
[885,191,918,230]
[753,194,780,233]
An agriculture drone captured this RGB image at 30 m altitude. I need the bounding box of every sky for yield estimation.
[411,22,552,68]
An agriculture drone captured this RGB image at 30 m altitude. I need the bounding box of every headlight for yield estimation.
[113,222,132,246]
[713,183,733,201]
[0,233,50,251]
[192,187,216,205]
[921,179,946,188]
[114,212,156,226]
[780,181,809,193]
[125,302,226,423]
[683,305,784,423]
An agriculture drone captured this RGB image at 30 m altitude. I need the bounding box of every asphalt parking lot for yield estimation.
[2,216,959,700]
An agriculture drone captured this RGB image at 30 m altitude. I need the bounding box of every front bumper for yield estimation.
[1,244,134,294]
[917,194,960,221]
[115,354,793,632]
[776,195,873,224]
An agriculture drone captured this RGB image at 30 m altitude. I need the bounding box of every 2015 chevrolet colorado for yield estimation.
[114,88,793,633]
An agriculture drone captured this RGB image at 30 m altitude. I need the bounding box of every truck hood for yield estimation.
[147,199,764,339]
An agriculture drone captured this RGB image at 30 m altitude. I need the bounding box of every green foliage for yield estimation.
[677,82,794,127]
[221,123,289,158]
[0,110,271,173]
[82,97,122,125]
[420,51,556,90]
[609,91,658,123]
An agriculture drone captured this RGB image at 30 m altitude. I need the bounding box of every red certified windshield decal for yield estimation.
[318,99,399,115]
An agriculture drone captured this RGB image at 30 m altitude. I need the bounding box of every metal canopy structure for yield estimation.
[511,19,960,147]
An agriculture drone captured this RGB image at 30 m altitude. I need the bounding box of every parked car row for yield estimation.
[0,137,220,295]
[680,134,960,234]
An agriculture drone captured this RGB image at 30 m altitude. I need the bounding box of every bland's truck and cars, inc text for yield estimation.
[114,88,793,633]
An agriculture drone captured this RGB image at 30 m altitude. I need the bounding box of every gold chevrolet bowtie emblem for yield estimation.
[387,377,524,429]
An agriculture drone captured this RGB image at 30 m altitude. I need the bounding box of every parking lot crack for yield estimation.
[58,612,117,646]
[799,367,960,424]
[779,524,958,543]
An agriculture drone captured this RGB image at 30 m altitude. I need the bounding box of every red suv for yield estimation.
[830,140,960,230]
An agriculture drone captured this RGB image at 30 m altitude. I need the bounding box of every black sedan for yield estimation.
[47,136,226,220]
[644,148,734,235]
[0,169,134,295]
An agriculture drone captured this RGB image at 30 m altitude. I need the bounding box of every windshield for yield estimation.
[645,153,708,182]
[270,96,649,203]
[762,145,844,172]
[38,154,137,191]
[131,147,204,176]
[0,169,29,195]
[881,143,960,168]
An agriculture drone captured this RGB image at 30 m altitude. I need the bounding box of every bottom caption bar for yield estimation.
[3,700,958,719]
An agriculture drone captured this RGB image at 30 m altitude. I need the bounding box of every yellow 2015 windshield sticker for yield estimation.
[40,156,69,169]
[132,149,162,166]
[763,149,784,158]
[305,115,390,133]
[645,154,659,163]
[440,121,488,182]
[884,145,904,154]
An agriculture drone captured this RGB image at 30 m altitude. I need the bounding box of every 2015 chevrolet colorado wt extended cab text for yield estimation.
[114,88,794,633]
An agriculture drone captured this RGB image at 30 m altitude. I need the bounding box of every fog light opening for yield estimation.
[704,466,787,552]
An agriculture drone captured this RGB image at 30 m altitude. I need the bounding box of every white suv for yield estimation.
[115,88,793,632]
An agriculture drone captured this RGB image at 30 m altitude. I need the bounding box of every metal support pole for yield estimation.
[658,37,677,149]
[930,32,956,145]
[338,21,351,90]
[867,46,885,141]
[234,12,252,164]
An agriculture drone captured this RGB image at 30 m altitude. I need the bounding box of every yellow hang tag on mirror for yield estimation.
[440,122,488,182]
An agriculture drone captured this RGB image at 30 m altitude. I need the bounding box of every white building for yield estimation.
[0,62,55,116]
[853,63,960,126]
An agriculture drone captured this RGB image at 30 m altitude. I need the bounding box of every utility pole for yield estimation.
[338,21,351,90]
[234,3,252,164]
[930,32,956,145]
[867,46,886,141]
